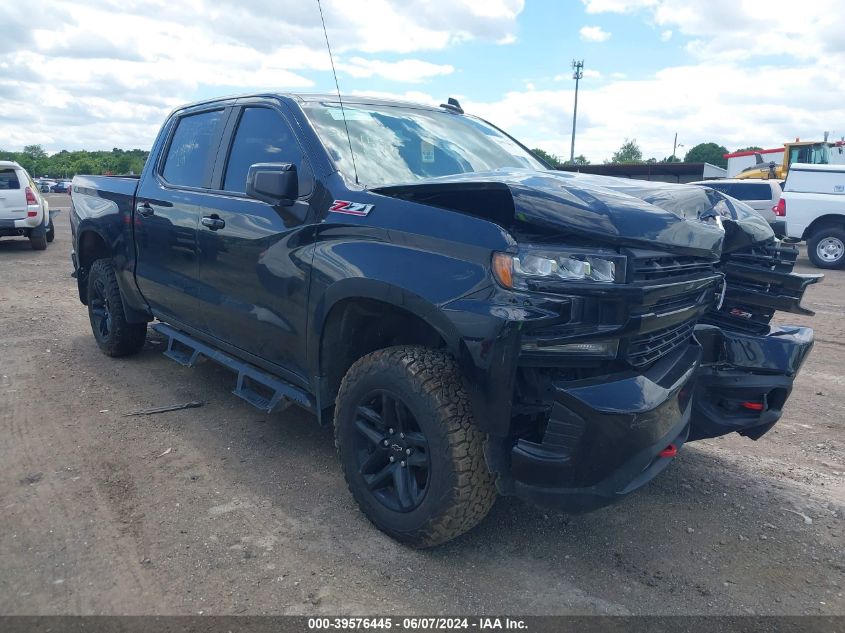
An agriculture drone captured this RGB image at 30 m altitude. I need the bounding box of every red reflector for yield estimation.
[25,186,38,205]
[659,444,677,458]
[27,210,38,217]
[772,199,786,216]
[742,401,764,411]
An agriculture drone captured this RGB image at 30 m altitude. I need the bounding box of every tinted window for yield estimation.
[729,183,770,200]
[162,110,224,188]
[224,107,310,195]
[0,169,21,190]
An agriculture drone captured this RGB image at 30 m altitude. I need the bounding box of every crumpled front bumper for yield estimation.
[688,324,814,441]
[505,341,700,512]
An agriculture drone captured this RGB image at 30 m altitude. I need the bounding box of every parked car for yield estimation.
[70,94,819,547]
[781,163,845,268]
[688,179,784,236]
[36,179,54,193]
[51,181,71,193]
[0,161,53,249]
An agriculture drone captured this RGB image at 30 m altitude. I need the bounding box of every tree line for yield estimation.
[533,140,764,169]
[0,145,149,179]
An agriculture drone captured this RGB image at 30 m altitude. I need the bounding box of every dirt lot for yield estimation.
[1,193,843,615]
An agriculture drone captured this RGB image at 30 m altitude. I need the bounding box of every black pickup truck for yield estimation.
[70,93,820,547]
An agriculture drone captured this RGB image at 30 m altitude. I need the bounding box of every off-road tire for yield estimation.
[807,227,845,269]
[335,346,496,548]
[46,219,55,243]
[87,259,147,357]
[30,234,47,250]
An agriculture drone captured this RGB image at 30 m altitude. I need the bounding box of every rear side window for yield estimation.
[0,169,21,190]
[728,183,770,200]
[223,107,311,195]
[162,110,224,188]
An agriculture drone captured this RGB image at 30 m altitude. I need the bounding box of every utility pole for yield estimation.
[570,59,584,163]
[672,132,679,162]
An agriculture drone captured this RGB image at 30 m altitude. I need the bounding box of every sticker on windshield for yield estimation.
[330,200,374,217]
[421,140,435,163]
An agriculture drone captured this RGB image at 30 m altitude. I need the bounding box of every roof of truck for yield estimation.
[173,92,449,114]
[0,160,22,169]
[788,163,845,173]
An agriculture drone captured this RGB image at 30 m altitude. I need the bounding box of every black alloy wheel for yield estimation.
[352,389,430,512]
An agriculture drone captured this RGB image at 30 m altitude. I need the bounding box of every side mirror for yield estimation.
[246,163,298,207]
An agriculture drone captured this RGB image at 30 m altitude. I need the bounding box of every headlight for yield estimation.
[492,246,626,290]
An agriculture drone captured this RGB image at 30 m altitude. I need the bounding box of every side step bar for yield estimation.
[151,323,316,414]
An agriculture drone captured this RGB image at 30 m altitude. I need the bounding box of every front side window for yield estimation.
[162,109,224,188]
[302,102,545,187]
[223,107,310,195]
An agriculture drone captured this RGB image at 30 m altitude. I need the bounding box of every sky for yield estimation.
[1,0,843,163]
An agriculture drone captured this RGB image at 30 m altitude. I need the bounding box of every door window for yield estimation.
[162,109,225,188]
[223,107,312,196]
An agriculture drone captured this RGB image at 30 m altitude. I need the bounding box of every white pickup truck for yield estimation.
[782,163,845,269]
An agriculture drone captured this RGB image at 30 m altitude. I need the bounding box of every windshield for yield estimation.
[789,143,832,166]
[302,101,546,187]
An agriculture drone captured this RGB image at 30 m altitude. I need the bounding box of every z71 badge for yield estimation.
[329,200,374,216]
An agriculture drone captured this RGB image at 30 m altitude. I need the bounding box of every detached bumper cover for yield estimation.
[688,324,814,441]
[507,342,700,511]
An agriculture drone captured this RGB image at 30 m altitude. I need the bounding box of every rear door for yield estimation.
[134,106,230,330]
[194,101,316,384]
[0,167,26,221]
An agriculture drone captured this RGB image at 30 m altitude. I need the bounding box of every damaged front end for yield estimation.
[689,238,821,442]
[379,170,820,511]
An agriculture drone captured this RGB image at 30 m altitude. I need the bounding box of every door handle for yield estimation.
[136,202,154,217]
[201,215,226,231]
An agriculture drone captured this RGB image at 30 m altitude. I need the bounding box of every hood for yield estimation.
[373,168,728,258]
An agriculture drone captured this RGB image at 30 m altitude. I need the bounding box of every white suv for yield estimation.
[688,179,784,236]
[0,161,53,250]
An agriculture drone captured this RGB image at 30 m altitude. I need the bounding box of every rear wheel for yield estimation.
[46,219,55,243]
[29,234,47,250]
[335,346,496,548]
[807,227,845,269]
[86,259,147,356]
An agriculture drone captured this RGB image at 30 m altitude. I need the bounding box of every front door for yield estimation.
[134,107,228,331]
[195,104,316,384]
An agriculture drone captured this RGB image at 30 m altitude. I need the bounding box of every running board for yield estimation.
[151,323,316,414]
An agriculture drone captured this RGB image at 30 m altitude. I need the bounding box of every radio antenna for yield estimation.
[316,0,360,185]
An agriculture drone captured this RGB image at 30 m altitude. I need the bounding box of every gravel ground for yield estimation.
[1,194,843,615]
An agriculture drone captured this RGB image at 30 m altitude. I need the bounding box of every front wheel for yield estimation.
[46,219,55,243]
[86,259,147,356]
[807,227,845,269]
[335,346,496,548]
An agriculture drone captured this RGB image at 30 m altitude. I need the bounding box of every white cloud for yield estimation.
[579,26,612,42]
[464,60,845,164]
[339,58,454,82]
[0,0,523,152]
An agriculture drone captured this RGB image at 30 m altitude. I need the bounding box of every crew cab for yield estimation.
[70,94,820,547]
[782,163,845,268]
[0,160,54,249]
